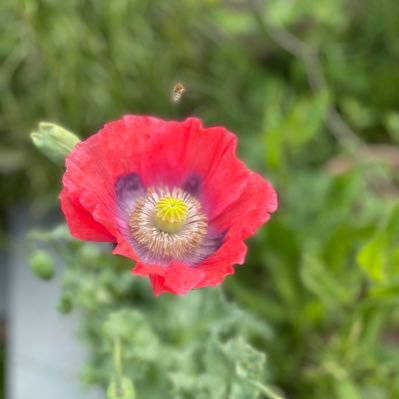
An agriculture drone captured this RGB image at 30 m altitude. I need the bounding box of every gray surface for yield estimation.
[7,211,102,399]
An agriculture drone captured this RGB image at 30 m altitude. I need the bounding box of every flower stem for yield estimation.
[113,338,123,385]
[248,379,285,399]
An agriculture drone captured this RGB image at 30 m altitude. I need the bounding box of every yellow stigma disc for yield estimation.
[154,196,188,233]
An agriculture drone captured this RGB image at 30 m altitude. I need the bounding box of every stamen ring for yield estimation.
[129,187,207,259]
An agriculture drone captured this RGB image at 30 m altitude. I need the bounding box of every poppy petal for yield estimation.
[60,188,115,241]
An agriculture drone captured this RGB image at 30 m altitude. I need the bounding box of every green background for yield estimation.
[1,0,399,398]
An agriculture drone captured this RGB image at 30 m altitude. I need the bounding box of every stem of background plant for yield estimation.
[248,379,285,399]
[113,338,123,389]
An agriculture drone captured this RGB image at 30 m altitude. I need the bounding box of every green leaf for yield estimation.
[300,248,349,307]
[384,111,399,143]
[224,337,265,382]
[356,235,387,282]
[341,97,378,129]
[356,204,399,283]
[214,8,254,35]
[284,90,330,150]
[334,379,362,399]
[265,90,329,170]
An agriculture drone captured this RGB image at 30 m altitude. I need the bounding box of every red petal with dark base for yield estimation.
[60,116,163,240]
[60,115,278,295]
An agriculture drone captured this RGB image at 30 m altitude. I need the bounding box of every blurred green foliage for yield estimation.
[30,227,279,399]
[5,0,399,398]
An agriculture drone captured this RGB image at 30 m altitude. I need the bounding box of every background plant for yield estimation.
[2,0,399,398]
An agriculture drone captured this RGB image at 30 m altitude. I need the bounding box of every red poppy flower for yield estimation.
[60,115,277,295]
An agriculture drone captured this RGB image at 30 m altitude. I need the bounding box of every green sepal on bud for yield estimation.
[29,250,55,280]
[107,377,136,399]
[31,122,80,165]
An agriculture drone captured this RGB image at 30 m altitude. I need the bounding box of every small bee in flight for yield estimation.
[172,82,186,103]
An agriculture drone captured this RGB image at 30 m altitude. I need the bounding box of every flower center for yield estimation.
[128,187,208,260]
[154,197,188,233]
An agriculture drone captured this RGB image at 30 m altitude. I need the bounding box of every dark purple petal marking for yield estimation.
[114,172,145,239]
[115,173,145,215]
[179,227,225,266]
[182,174,201,196]
[129,226,225,267]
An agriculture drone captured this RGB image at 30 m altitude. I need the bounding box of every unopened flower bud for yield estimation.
[31,122,80,165]
[107,377,136,399]
[58,296,73,314]
[29,250,55,280]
